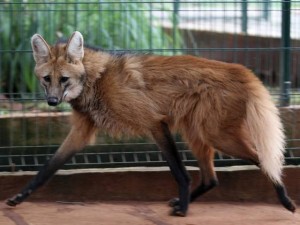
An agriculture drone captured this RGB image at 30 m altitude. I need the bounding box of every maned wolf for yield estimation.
[7,31,296,216]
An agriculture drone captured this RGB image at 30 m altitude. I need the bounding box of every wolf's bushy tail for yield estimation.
[246,85,285,185]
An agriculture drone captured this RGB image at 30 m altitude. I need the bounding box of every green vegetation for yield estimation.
[0,0,182,96]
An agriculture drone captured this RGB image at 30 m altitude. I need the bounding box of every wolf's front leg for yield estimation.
[151,122,191,216]
[6,149,75,206]
[6,112,96,206]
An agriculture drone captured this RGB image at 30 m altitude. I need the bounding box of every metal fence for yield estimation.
[0,0,300,172]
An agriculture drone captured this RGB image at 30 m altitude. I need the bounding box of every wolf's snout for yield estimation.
[47,97,59,106]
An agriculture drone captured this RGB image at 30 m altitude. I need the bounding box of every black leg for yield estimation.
[6,151,75,206]
[190,179,218,202]
[170,145,218,206]
[274,184,296,213]
[169,179,218,208]
[151,122,191,216]
[6,120,95,207]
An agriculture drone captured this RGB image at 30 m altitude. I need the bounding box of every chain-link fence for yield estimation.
[0,0,300,172]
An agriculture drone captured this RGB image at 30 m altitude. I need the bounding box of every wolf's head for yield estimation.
[31,31,85,106]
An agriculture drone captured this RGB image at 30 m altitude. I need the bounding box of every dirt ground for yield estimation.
[0,201,299,225]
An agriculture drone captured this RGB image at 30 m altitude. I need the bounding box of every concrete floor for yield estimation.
[0,201,299,225]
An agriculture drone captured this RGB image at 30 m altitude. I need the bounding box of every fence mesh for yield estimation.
[0,1,300,172]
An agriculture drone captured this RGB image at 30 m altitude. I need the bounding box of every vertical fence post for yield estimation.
[0,32,2,93]
[149,1,153,52]
[263,0,270,21]
[173,0,180,53]
[241,0,248,34]
[173,0,180,28]
[280,0,291,107]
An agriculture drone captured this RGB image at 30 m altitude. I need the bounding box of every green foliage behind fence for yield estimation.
[0,0,181,95]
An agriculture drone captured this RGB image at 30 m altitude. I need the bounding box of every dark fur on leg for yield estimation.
[6,153,74,206]
[274,184,296,213]
[190,179,219,202]
[152,122,191,216]
[169,179,218,208]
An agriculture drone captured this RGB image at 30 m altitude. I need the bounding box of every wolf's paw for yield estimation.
[170,205,187,217]
[168,198,180,207]
[168,198,188,217]
[6,194,23,207]
[6,199,18,207]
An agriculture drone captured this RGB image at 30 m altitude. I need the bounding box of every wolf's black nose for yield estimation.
[47,97,59,106]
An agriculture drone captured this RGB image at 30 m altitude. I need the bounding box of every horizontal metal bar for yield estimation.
[2,47,300,54]
[0,8,289,12]
[0,143,299,172]
[0,1,287,5]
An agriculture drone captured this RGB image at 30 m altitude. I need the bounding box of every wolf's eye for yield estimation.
[43,75,51,82]
[60,76,69,83]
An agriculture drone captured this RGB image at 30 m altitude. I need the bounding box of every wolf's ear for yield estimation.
[66,31,84,62]
[31,34,51,64]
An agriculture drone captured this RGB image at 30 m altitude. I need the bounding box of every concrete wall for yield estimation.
[174,29,300,87]
[1,166,299,205]
[1,106,300,148]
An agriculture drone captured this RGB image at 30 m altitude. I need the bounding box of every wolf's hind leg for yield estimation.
[169,143,218,207]
[213,131,296,213]
[190,144,218,202]
[151,122,191,217]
